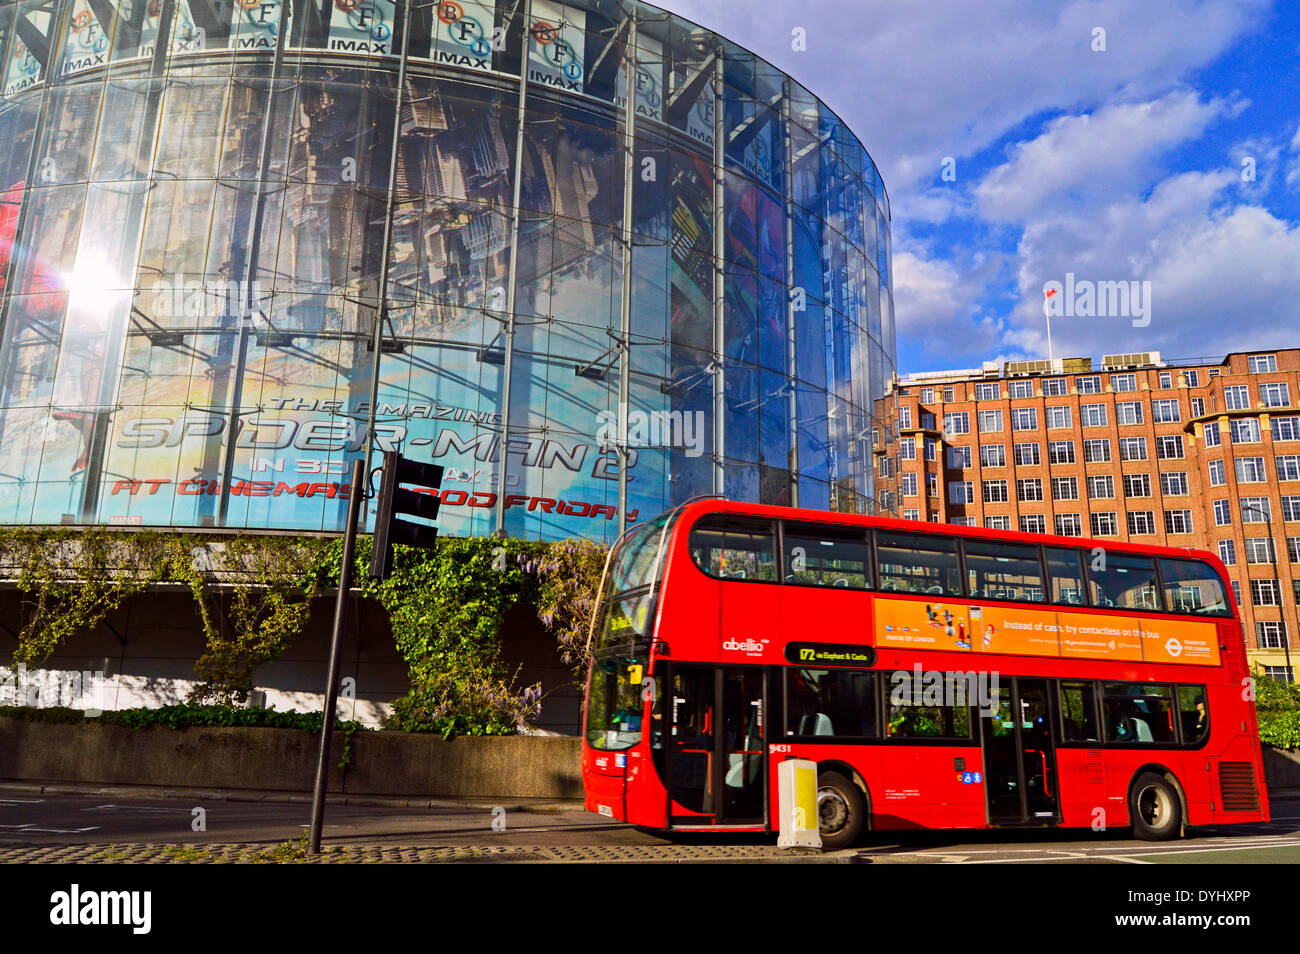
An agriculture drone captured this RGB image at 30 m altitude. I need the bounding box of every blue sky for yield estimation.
[660,0,1300,375]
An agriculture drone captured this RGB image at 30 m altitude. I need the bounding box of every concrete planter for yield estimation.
[0,717,581,799]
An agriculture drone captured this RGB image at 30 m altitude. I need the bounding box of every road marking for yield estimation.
[0,798,44,805]
[83,803,194,815]
[0,823,100,834]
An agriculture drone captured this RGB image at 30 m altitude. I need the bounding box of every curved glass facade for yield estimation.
[0,0,895,542]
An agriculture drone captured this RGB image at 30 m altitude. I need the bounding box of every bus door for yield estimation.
[981,677,1059,825]
[666,665,767,827]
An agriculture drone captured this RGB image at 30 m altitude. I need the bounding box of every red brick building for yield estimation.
[882,349,1300,682]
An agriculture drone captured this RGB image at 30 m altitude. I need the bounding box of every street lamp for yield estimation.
[1239,500,1293,681]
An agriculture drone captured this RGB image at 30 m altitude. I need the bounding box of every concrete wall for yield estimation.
[0,717,583,798]
[1263,747,1300,790]
[0,587,583,735]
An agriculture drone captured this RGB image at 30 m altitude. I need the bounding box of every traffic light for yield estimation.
[368,451,444,581]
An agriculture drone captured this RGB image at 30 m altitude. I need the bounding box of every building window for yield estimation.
[1249,355,1278,374]
[943,386,955,403]
[1152,399,1180,422]
[901,474,917,496]
[949,481,974,504]
[1055,514,1083,536]
[1208,459,1226,487]
[1051,477,1079,500]
[944,411,970,435]
[1224,385,1250,410]
[1231,419,1261,443]
[921,412,936,430]
[1158,371,1173,389]
[1116,401,1143,425]
[1020,514,1047,534]
[1081,404,1108,427]
[1012,408,1037,431]
[1111,373,1137,392]
[1009,380,1034,399]
[899,405,913,429]
[1245,538,1276,564]
[1210,368,1222,379]
[1077,375,1102,394]
[986,516,1010,530]
[1263,666,1294,683]
[1014,443,1041,466]
[1160,472,1188,496]
[1282,496,1300,522]
[899,437,915,460]
[1043,378,1067,396]
[1091,512,1118,536]
[927,473,938,497]
[1213,500,1232,525]
[1083,439,1111,462]
[1288,537,1300,562]
[1046,406,1072,429]
[1261,383,1290,408]
[978,409,1003,431]
[1241,497,1272,523]
[1127,511,1156,535]
[1251,579,1280,606]
[983,480,1009,503]
[1164,510,1193,534]
[1257,622,1288,649]
[1048,441,1075,464]
[1277,455,1300,482]
[1203,421,1221,446]
[1231,580,1241,605]
[1119,437,1147,461]
[1191,397,1205,416]
[1087,475,1115,498]
[1017,478,1043,502]
[1156,435,1184,459]
[1218,539,1236,565]
[976,382,999,401]
[1185,369,1200,387]
[920,387,935,404]
[1274,416,1300,442]
[1234,457,1267,483]
[949,517,976,527]
[904,509,919,521]
[980,444,1005,467]
[1123,474,1151,498]
[947,445,972,469]
[925,438,937,461]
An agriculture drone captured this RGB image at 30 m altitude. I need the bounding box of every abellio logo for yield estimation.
[722,637,769,656]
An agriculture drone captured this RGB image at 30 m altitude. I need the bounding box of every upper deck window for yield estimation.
[689,515,777,581]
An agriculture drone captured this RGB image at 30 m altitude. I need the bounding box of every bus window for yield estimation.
[689,516,777,581]
[786,669,877,738]
[876,532,962,596]
[1177,686,1209,743]
[1058,680,1099,742]
[1044,547,1088,606]
[886,672,972,739]
[1102,683,1174,744]
[1159,559,1232,617]
[783,524,871,589]
[964,540,1044,602]
[1087,554,1162,611]
[610,513,672,593]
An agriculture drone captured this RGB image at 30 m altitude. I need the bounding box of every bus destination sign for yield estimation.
[785,643,877,668]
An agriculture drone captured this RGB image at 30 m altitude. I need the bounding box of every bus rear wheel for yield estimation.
[1130,772,1181,841]
[817,771,865,850]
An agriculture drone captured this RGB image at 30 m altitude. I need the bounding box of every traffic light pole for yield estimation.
[309,457,366,854]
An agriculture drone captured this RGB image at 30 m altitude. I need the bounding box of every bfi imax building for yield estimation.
[0,0,896,546]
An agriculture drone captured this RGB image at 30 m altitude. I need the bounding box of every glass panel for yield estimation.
[1044,546,1088,605]
[1160,558,1231,616]
[1103,683,1175,743]
[964,539,1044,602]
[688,514,776,581]
[1177,685,1209,743]
[1088,553,1161,611]
[787,669,877,737]
[783,522,870,588]
[1059,680,1099,742]
[876,531,962,595]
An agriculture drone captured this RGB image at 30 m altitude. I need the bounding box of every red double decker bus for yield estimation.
[582,499,1268,849]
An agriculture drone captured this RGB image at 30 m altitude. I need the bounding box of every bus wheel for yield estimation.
[1130,772,1181,841]
[817,771,864,850]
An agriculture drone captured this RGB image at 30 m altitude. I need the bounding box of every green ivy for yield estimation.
[1253,666,1300,749]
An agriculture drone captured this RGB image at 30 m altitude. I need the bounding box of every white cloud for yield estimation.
[892,248,1005,356]
[975,91,1239,222]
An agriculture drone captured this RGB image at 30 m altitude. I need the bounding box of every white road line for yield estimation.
[0,823,100,834]
[0,798,44,805]
[83,804,194,815]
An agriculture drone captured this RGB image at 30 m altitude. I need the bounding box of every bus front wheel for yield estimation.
[817,771,864,850]
[1130,772,1181,841]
